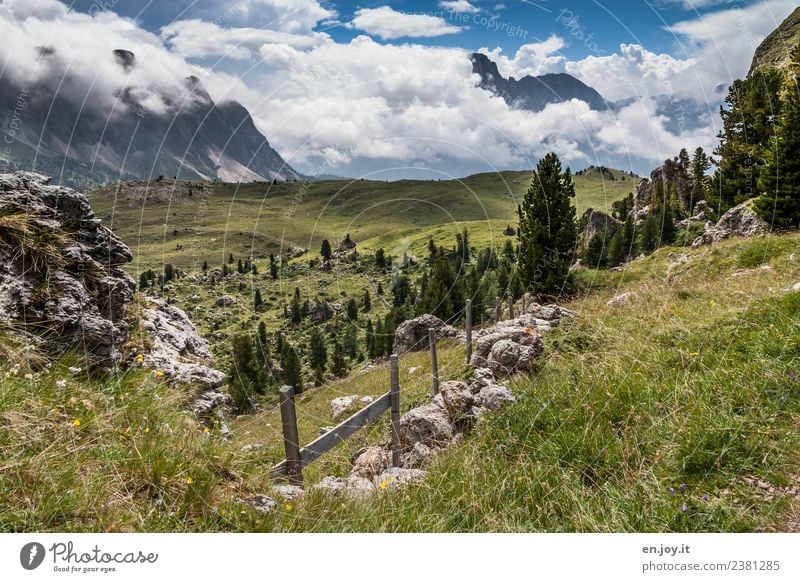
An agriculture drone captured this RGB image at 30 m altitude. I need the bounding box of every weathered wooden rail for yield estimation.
[272,354,402,484]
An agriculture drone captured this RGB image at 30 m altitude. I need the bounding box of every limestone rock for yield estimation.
[273,484,304,501]
[374,467,426,490]
[393,314,460,354]
[399,401,452,449]
[352,445,390,479]
[692,200,770,247]
[400,442,434,469]
[331,395,359,419]
[475,384,516,410]
[607,292,636,307]
[470,323,543,377]
[0,172,135,372]
[313,475,375,498]
[139,298,226,415]
[216,295,235,307]
[239,494,276,514]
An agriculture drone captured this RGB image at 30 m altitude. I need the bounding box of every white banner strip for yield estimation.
[1,533,798,581]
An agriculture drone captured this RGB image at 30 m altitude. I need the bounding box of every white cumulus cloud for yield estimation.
[346,6,463,40]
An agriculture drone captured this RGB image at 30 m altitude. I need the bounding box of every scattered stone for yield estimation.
[240,444,263,453]
[792,283,800,292]
[331,395,359,419]
[470,324,543,377]
[374,467,426,490]
[215,295,235,307]
[273,484,305,501]
[393,314,461,354]
[239,494,277,514]
[607,292,636,306]
[313,475,375,498]
[475,384,516,410]
[352,446,390,479]
[401,442,434,469]
[399,401,452,449]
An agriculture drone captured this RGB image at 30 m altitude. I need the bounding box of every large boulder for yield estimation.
[138,298,226,416]
[692,200,770,247]
[0,172,135,372]
[471,323,543,377]
[393,314,460,354]
[399,399,453,449]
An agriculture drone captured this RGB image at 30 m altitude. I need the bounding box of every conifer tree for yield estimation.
[346,298,359,321]
[517,153,578,296]
[254,288,264,309]
[755,47,800,228]
[343,322,359,359]
[330,340,348,377]
[362,289,371,312]
[280,343,302,392]
[321,239,332,262]
[309,327,327,378]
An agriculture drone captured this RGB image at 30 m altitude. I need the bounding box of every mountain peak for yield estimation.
[470,52,609,112]
[749,6,800,76]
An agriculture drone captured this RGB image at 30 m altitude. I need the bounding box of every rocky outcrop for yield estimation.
[633,178,650,219]
[138,298,226,417]
[0,172,135,372]
[579,208,621,248]
[749,7,800,75]
[393,314,461,354]
[692,200,770,247]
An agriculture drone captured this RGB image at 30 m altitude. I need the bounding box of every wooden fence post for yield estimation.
[279,385,303,485]
[428,328,440,395]
[465,299,473,364]
[389,354,401,467]
[495,295,502,322]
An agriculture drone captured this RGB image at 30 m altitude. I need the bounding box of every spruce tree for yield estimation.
[139,272,149,290]
[517,153,578,297]
[330,340,348,377]
[690,147,711,212]
[584,231,608,269]
[362,289,371,312]
[254,288,264,309]
[366,319,377,359]
[343,322,358,359]
[376,281,384,296]
[346,298,359,321]
[375,248,387,268]
[309,327,327,377]
[321,239,332,262]
[280,343,302,392]
[202,260,209,272]
[755,47,800,228]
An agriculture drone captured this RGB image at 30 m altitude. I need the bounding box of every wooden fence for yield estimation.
[272,295,509,482]
[272,354,402,484]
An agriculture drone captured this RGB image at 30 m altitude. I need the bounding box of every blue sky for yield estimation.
[67,0,754,59]
[3,0,797,178]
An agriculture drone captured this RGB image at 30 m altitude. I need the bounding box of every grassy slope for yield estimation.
[2,232,798,532]
[87,168,637,272]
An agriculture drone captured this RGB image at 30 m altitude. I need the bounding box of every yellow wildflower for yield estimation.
[72,419,81,427]
[136,354,145,364]
[380,480,388,490]
[688,352,699,357]
[155,370,165,378]
[203,427,210,434]
[186,476,194,485]
[284,503,293,511]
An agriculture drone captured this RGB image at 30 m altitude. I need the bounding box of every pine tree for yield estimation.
[755,47,800,228]
[229,334,262,412]
[374,319,385,357]
[164,263,174,282]
[345,297,358,321]
[517,153,578,297]
[330,340,348,377]
[391,275,412,307]
[202,260,209,272]
[689,147,711,212]
[321,239,332,262]
[343,322,358,359]
[376,281,384,296]
[309,327,327,378]
[254,288,264,309]
[290,292,302,324]
[366,319,377,359]
[139,272,149,290]
[584,231,608,269]
[362,289,371,312]
[375,248,387,268]
[280,343,302,392]
[228,253,234,264]
[237,259,244,274]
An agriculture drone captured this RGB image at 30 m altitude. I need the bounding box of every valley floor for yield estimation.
[1,232,799,532]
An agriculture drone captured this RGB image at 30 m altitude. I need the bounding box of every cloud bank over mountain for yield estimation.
[0,0,796,179]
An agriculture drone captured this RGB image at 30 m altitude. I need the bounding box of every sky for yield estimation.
[0,0,797,179]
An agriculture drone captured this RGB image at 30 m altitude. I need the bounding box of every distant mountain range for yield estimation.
[0,48,300,190]
[470,52,610,112]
